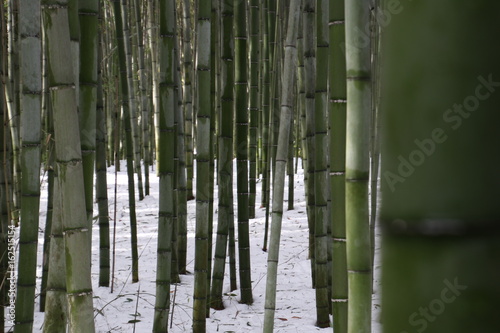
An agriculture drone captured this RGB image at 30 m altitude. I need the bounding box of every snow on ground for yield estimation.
[26,160,381,332]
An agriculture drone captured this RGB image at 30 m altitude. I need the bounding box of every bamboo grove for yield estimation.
[0,0,499,332]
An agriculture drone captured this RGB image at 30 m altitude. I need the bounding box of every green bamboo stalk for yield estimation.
[369,0,381,269]
[102,6,117,166]
[303,0,316,288]
[78,0,99,249]
[257,0,268,178]
[175,52,188,276]
[210,0,234,310]
[228,189,237,292]
[112,61,121,171]
[192,0,212,330]
[263,0,283,252]
[329,0,348,331]
[14,1,42,330]
[42,172,67,333]
[182,0,195,201]
[175,10,189,274]
[171,39,181,285]
[345,0,372,332]
[5,0,21,226]
[234,0,253,305]
[287,114,294,211]
[134,0,151,197]
[207,0,219,314]
[152,0,176,330]
[147,0,159,174]
[96,31,110,287]
[296,14,307,191]
[68,0,81,187]
[39,28,52,313]
[312,0,330,327]
[260,0,270,210]
[262,0,277,210]
[248,0,259,219]
[121,0,145,202]
[268,0,282,186]
[262,1,301,331]
[43,2,95,330]
[260,0,271,252]
[294,93,300,171]
[380,1,500,332]
[0,25,10,329]
[112,0,139,283]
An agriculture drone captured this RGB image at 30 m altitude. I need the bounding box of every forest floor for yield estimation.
[27,159,381,332]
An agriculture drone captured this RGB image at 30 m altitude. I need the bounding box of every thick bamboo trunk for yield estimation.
[234,0,253,305]
[14,0,42,331]
[43,2,95,331]
[192,0,212,330]
[96,39,110,287]
[170,39,181,285]
[329,0,348,331]
[303,0,317,288]
[78,0,99,249]
[152,0,176,331]
[210,0,234,311]
[42,175,67,333]
[313,0,330,327]
[381,1,500,332]
[345,0,372,332]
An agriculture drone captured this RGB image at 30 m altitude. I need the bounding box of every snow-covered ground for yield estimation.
[26,160,381,332]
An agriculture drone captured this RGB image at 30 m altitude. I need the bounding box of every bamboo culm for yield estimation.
[263,1,301,331]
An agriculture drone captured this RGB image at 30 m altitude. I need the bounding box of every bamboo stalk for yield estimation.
[313,0,330,327]
[381,1,500,332]
[152,0,176,330]
[234,0,253,305]
[43,2,95,330]
[249,0,260,219]
[345,0,372,332]
[303,0,316,288]
[192,0,212,330]
[263,1,301,331]
[210,0,234,311]
[113,0,140,283]
[329,0,348,331]
[14,0,42,330]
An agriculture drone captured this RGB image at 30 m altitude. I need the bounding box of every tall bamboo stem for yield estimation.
[263,1,301,331]
[345,0,372,332]
[329,0,348,331]
[192,0,212,330]
[14,1,42,330]
[381,1,500,332]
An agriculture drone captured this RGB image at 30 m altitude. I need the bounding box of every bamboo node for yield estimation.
[332,298,348,303]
